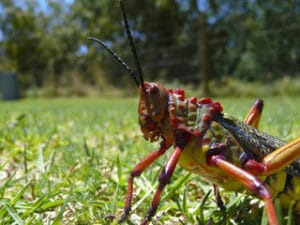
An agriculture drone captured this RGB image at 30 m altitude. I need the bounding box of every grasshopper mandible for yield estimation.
[89,1,300,224]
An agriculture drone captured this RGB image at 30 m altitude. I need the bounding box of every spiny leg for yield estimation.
[244,99,264,128]
[140,145,183,225]
[241,138,300,176]
[213,184,225,211]
[262,138,300,176]
[119,140,171,223]
[208,155,279,225]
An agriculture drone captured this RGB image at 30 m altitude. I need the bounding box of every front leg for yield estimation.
[140,129,193,225]
[140,145,183,225]
[208,154,279,225]
[213,183,225,211]
[119,139,171,223]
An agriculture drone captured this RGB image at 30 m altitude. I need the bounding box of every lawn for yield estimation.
[0,97,299,225]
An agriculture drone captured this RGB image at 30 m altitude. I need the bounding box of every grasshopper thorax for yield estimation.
[138,82,169,142]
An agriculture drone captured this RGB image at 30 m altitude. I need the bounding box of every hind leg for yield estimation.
[244,99,264,128]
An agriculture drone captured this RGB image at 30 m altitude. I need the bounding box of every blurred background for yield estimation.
[0,0,300,98]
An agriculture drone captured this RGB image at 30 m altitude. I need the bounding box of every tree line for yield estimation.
[0,0,299,96]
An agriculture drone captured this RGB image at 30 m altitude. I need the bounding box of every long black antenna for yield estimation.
[88,37,140,86]
[118,0,145,88]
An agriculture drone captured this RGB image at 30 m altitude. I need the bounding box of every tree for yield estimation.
[0,0,83,94]
[1,0,300,96]
[0,0,48,87]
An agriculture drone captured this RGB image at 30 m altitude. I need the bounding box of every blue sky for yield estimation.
[0,0,209,41]
[12,0,74,12]
[197,0,209,12]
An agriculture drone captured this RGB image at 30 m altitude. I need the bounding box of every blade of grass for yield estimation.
[2,201,24,225]
[10,181,31,206]
[24,216,35,225]
[116,156,124,185]
[83,137,90,157]
[37,143,46,173]
[52,181,73,225]
[260,206,268,225]
[286,201,294,225]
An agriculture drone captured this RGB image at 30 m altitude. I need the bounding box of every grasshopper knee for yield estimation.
[158,168,172,185]
[250,178,272,200]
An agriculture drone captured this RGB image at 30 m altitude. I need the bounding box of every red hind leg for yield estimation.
[208,155,279,225]
[244,99,264,128]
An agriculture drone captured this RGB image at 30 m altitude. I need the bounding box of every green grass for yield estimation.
[0,97,299,225]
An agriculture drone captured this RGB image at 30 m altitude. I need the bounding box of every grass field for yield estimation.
[0,97,299,225]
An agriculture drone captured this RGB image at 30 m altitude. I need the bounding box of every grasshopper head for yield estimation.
[138,82,169,141]
[89,1,172,142]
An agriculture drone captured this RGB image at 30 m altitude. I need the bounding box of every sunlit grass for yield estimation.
[0,97,299,224]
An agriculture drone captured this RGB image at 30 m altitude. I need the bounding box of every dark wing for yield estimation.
[213,113,300,177]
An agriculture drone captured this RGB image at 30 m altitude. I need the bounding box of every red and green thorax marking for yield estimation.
[167,89,300,210]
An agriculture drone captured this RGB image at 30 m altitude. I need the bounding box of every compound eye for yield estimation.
[149,85,159,95]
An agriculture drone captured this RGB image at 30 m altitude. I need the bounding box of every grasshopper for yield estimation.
[89,1,300,224]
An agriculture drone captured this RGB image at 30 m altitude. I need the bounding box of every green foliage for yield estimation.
[209,76,300,97]
[0,97,299,224]
[1,0,300,95]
